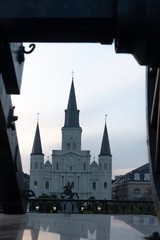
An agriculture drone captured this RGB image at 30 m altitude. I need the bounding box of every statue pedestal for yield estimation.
[63,201,79,213]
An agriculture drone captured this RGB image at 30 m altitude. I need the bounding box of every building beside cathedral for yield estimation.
[30,80,112,199]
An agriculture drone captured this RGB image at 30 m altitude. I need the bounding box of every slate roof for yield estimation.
[31,123,43,155]
[113,163,149,184]
[99,123,111,156]
[132,163,149,174]
[45,160,52,166]
[91,160,98,167]
[129,163,149,181]
[64,80,80,127]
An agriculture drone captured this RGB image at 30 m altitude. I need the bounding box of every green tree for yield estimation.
[29,193,62,213]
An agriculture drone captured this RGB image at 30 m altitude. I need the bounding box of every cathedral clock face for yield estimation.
[69,156,74,163]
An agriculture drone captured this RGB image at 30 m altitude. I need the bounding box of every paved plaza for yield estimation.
[0,213,159,239]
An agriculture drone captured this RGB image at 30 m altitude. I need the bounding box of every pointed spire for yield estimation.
[67,80,77,111]
[64,79,80,127]
[31,122,43,155]
[99,120,111,156]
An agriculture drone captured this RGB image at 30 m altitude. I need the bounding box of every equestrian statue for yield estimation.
[61,184,79,199]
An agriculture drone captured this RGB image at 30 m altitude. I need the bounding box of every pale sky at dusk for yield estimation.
[12,43,147,178]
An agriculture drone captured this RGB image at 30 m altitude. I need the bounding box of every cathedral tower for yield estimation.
[98,121,112,199]
[51,79,91,198]
[62,79,82,152]
[30,122,44,196]
[29,79,112,200]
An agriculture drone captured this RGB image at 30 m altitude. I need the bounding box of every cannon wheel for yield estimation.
[146,67,160,218]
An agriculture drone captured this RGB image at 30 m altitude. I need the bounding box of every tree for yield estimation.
[29,193,62,213]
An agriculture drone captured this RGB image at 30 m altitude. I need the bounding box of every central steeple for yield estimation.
[64,79,80,127]
[62,79,82,152]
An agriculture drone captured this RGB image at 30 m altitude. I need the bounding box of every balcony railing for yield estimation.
[28,199,156,215]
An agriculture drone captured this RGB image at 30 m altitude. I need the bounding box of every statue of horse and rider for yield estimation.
[61,183,79,199]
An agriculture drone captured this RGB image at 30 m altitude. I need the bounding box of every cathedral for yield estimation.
[29,79,112,199]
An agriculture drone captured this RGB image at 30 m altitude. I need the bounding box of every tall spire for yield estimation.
[31,122,43,155]
[99,121,111,156]
[64,79,80,127]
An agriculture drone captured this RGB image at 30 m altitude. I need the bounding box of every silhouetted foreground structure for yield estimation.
[0,0,160,217]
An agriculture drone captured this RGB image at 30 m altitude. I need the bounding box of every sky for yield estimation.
[11,43,147,179]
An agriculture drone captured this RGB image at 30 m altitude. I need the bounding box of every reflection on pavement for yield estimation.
[0,213,159,240]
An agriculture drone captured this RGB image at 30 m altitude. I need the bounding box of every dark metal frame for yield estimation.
[0,0,159,215]
[146,67,160,218]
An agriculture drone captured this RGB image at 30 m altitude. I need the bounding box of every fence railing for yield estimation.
[28,199,156,215]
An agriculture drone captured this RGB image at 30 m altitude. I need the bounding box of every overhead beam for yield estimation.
[0,0,114,43]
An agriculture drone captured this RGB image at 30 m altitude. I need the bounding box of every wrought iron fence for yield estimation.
[28,199,156,215]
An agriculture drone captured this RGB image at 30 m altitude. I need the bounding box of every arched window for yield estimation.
[56,162,59,170]
[34,181,38,189]
[62,176,64,188]
[134,173,140,181]
[35,162,38,169]
[104,163,107,170]
[99,163,102,170]
[40,162,43,169]
[104,182,107,189]
[67,177,74,188]
[73,142,76,150]
[144,173,150,181]
[92,182,96,190]
[67,143,70,150]
[77,176,80,191]
[45,181,49,190]
[133,188,141,197]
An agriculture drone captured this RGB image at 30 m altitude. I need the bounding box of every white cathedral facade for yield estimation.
[29,80,112,199]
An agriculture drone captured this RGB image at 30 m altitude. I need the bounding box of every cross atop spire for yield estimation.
[37,113,39,123]
[71,70,75,80]
[105,114,107,123]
